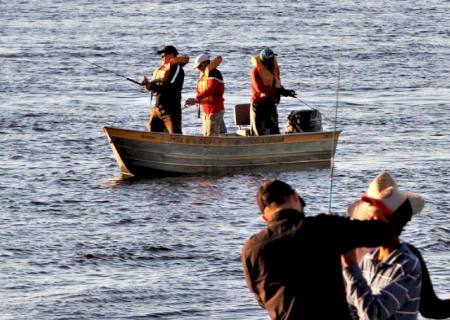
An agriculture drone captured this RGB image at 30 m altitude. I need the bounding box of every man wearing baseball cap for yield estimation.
[185,53,225,136]
[141,45,189,134]
[249,48,296,136]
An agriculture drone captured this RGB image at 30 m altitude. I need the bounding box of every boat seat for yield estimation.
[234,103,252,136]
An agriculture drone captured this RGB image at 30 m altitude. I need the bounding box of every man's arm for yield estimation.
[407,243,450,319]
[318,215,395,253]
[241,243,266,309]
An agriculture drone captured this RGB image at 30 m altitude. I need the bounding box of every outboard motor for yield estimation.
[285,109,322,133]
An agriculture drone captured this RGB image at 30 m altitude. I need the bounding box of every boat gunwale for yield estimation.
[103,126,341,147]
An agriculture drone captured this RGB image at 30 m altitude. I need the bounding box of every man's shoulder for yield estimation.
[170,63,184,71]
[397,243,422,271]
[304,213,347,224]
[245,227,270,245]
[209,68,223,80]
[242,228,268,257]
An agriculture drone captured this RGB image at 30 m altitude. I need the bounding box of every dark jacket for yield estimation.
[241,209,395,320]
[406,243,450,319]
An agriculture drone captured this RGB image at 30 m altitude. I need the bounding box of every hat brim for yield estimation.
[405,192,425,215]
[192,60,208,69]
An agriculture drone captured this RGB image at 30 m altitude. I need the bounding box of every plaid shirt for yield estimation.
[343,243,422,320]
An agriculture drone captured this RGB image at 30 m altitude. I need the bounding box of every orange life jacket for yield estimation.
[250,55,281,88]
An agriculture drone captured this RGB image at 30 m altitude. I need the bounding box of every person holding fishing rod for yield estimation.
[141,45,189,134]
[343,170,450,320]
[241,179,410,320]
[249,48,296,136]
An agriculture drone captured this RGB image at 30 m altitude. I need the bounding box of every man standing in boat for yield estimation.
[185,54,225,136]
[249,48,296,136]
[142,45,189,134]
[241,179,409,320]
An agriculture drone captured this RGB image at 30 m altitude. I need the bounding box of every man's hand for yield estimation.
[278,87,297,98]
[141,75,149,86]
[185,97,197,106]
[147,80,163,93]
[287,89,297,98]
[341,249,358,267]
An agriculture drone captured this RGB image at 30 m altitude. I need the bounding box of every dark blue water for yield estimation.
[1,1,449,319]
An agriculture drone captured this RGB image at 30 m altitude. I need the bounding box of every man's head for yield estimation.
[193,53,210,72]
[260,48,276,61]
[256,179,305,221]
[157,45,178,64]
[259,48,276,69]
[349,170,425,235]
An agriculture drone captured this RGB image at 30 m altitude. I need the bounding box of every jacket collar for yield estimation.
[367,242,407,265]
[269,208,305,223]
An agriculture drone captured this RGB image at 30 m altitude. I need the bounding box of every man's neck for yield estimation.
[378,239,401,262]
[264,207,300,222]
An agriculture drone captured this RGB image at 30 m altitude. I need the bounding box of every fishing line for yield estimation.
[75,56,142,86]
[76,55,153,112]
[327,56,341,214]
[294,96,315,110]
[292,96,332,122]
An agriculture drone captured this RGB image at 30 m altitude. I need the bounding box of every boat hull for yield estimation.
[103,127,340,177]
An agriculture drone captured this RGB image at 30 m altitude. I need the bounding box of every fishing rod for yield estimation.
[327,58,341,214]
[76,56,142,86]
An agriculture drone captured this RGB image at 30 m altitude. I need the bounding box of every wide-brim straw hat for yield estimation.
[349,170,425,218]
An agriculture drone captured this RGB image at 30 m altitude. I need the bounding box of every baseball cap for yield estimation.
[193,53,209,69]
[259,48,277,61]
[157,45,178,56]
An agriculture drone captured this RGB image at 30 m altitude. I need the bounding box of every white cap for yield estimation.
[193,54,209,69]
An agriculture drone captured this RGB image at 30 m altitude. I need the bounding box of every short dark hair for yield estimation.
[256,179,305,213]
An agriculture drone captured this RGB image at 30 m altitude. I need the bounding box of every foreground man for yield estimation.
[241,179,410,320]
[343,171,447,320]
[142,45,189,134]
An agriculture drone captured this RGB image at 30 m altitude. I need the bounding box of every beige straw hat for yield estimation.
[349,170,425,218]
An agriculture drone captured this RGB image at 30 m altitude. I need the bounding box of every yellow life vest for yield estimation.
[152,55,190,82]
[152,63,171,82]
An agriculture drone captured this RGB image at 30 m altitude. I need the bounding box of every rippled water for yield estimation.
[1,1,449,319]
